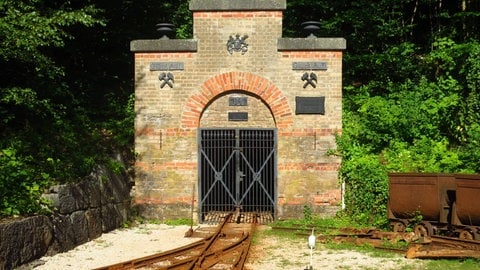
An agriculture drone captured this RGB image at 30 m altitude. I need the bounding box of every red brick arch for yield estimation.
[181,71,293,128]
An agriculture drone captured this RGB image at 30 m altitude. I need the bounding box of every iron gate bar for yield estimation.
[199,129,236,212]
[238,149,276,205]
[199,128,276,222]
[244,129,275,213]
[235,129,241,206]
[199,149,237,205]
[244,130,274,210]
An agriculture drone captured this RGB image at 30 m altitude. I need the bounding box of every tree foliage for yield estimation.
[307,0,480,225]
[0,0,104,216]
[0,0,193,217]
[1,0,479,224]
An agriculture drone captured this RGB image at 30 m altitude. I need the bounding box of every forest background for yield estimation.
[1,0,479,226]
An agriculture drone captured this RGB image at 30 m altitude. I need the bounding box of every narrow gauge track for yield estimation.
[406,235,480,259]
[93,212,257,270]
[430,235,480,251]
[271,226,480,259]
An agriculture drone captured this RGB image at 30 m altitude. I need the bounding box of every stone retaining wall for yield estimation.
[0,160,132,270]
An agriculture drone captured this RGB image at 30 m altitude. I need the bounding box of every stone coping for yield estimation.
[130,38,346,52]
[189,0,286,11]
[130,39,198,52]
[278,38,347,51]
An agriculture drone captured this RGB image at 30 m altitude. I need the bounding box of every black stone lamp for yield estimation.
[156,23,175,39]
[301,21,321,38]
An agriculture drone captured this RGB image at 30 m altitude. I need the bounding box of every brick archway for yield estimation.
[181,71,293,128]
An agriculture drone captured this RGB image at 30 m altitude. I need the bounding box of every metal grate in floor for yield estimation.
[202,211,274,224]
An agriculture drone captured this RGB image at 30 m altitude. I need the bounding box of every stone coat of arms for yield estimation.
[227,34,249,55]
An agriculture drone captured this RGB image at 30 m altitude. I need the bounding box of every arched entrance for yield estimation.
[198,89,277,223]
[180,71,293,129]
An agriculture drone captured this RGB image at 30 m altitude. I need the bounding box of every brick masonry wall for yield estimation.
[132,0,345,220]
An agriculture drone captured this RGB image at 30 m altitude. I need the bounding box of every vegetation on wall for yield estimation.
[1,0,479,227]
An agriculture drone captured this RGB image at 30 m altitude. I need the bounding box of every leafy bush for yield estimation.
[0,148,52,217]
[336,136,389,227]
[337,39,480,228]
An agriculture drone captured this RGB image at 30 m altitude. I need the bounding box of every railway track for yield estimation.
[93,211,257,270]
[271,225,480,259]
[93,214,479,270]
[406,235,480,259]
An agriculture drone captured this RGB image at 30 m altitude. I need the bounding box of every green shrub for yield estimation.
[0,147,52,217]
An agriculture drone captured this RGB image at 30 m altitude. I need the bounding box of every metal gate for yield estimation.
[198,128,277,222]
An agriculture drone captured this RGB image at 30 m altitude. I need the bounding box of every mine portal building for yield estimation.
[130,0,346,222]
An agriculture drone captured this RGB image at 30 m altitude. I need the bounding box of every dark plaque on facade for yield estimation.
[229,96,248,106]
[295,97,325,115]
[150,62,184,71]
[292,62,327,70]
[228,112,248,121]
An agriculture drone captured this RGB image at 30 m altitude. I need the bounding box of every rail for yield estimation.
[271,225,480,259]
[93,211,257,270]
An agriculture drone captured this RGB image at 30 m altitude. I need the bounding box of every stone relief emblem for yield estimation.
[301,72,317,88]
[227,34,249,55]
[159,72,174,88]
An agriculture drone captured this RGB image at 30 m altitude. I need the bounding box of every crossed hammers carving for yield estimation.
[301,72,317,88]
[159,72,174,88]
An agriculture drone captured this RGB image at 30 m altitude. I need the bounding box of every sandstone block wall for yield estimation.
[0,162,131,270]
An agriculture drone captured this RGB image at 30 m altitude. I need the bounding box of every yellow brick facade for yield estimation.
[131,0,345,221]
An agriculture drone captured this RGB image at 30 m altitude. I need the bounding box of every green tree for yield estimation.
[1,0,479,224]
[0,0,193,217]
[287,0,480,224]
[0,0,103,216]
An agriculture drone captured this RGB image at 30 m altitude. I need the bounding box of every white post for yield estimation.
[308,228,316,269]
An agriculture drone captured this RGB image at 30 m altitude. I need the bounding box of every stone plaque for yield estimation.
[150,62,184,71]
[229,96,248,106]
[228,112,248,121]
[292,62,327,70]
[295,97,325,115]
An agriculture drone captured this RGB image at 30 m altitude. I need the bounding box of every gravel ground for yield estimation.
[18,224,425,270]
[246,226,424,270]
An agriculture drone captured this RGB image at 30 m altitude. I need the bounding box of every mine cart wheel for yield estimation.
[414,223,433,238]
[474,231,480,241]
[459,229,474,240]
[392,221,406,233]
